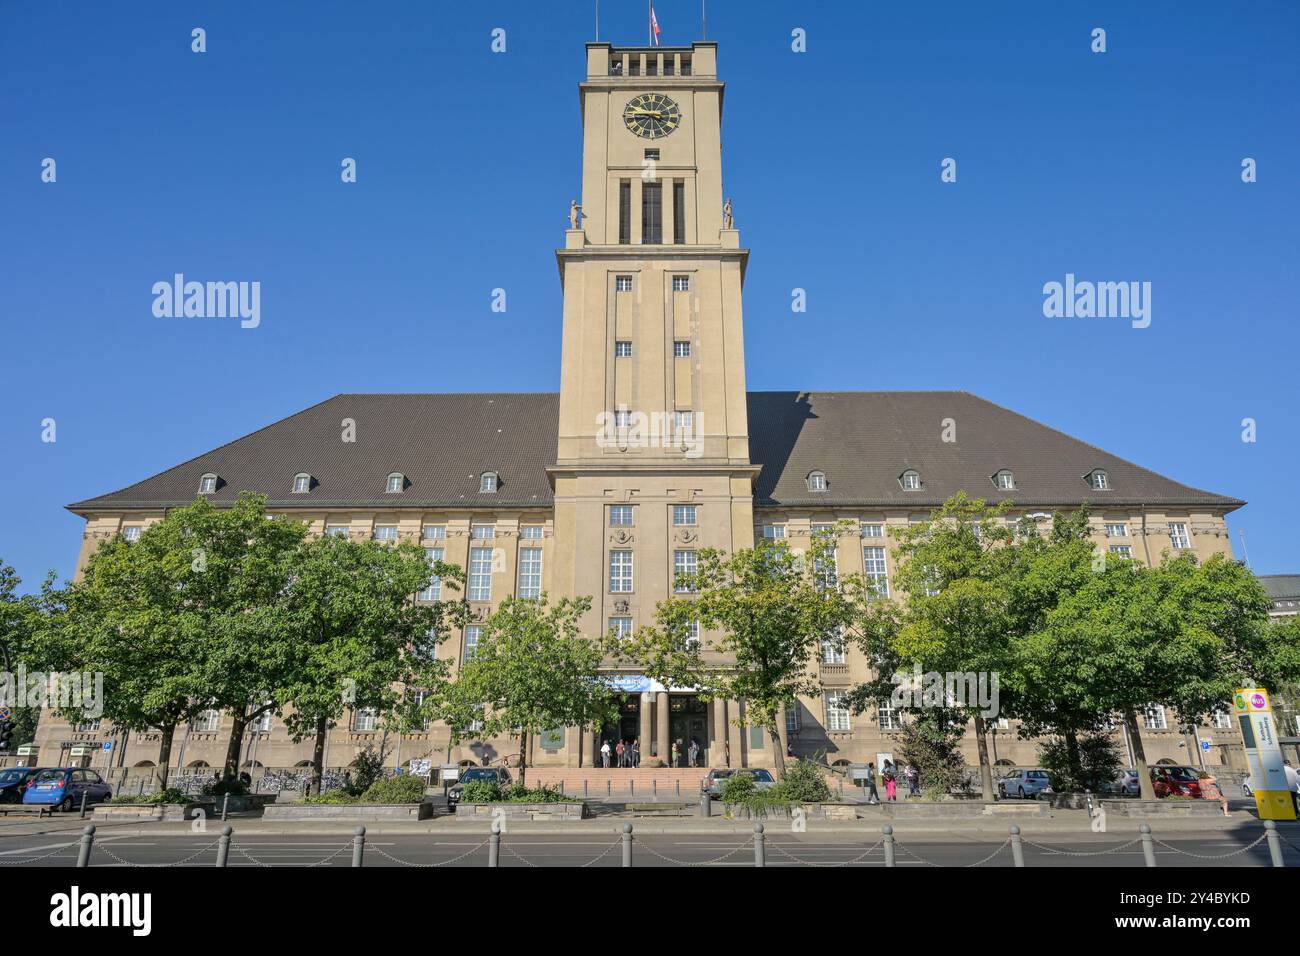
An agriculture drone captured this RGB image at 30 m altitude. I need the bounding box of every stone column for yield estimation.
[711,698,727,767]
[581,729,596,768]
[655,691,669,764]
[639,692,653,760]
[727,699,744,768]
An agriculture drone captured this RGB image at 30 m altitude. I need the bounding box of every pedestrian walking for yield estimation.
[883,761,897,802]
[905,762,920,797]
[865,761,880,804]
[616,739,626,768]
[688,737,700,768]
[630,739,640,768]
[600,739,611,768]
[671,740,680,768]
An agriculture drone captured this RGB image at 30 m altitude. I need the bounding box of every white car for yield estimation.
[997,769,1053,799]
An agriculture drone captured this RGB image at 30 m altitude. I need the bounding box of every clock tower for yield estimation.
[549,42,758,646]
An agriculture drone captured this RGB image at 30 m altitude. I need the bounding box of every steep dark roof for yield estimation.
[68,391,1242,513]
[1258,575,1300,602]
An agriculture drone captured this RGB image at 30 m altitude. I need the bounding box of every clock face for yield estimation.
[623,93,681,140]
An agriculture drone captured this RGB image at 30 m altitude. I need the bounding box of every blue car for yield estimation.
[22,768,113,812]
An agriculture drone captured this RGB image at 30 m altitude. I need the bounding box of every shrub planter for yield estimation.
[882,800,1049,818]
[261,802,433,822]
[1098,799,1225,818]
[456,801,588,820]
[721,802,859,821]
[94,802,204,822]
[196,795,255,813]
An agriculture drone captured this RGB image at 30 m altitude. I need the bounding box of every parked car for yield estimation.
[1241,776,1254,798]
[1109,769,1141,797]
[0,767,45,804]
[21,768,112,811]
[1151,765,1202,799]
[702,768,777,796]
[446,766,511,809]
[996,769,1053,799]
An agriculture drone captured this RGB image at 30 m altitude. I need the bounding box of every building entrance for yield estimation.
[668,695,710,767]
[598,694,642,766]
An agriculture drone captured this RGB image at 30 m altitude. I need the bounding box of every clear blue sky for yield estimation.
[2,0,1297,590]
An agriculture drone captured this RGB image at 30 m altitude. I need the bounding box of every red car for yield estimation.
[1151,765,1202,798]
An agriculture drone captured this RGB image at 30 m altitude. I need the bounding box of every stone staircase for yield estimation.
[523,767,709,799]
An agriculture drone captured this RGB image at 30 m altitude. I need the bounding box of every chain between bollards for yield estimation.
[753,822,765,867]
[1010,825,1025,867]
[216,825,232,867]
[488,829,500,867]
[1139,823,1157,867]
[622,823,634,867]
[1263,820,1284,867]
[351,826,366,867]
[76,824,95,867]
[882,825,896,867]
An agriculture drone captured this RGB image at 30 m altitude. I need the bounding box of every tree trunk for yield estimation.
[517,729,529,789]
[973,715,995,801]
[1124,708,1157,800]
[309,715,327,796]
[767,722,787,778]
[1064,729,1083,790]
[222,709,248,780]
[155,723,176,792]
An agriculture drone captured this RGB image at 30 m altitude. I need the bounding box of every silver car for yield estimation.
[703,768,777,796]
[997,769,1053,799]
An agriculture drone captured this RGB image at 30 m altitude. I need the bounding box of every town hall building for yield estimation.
[30,42,1247,782]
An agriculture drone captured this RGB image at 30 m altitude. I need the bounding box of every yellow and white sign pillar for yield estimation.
[1234,688,1296,821]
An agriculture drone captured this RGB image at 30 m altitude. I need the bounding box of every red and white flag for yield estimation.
[650,4,661,45]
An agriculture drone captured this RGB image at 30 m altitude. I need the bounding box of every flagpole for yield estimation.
[702,1,707,40]
[648,0,652,45]
[595,0,599,41]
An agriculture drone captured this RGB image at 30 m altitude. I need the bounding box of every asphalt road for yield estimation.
[2,829,1297,867]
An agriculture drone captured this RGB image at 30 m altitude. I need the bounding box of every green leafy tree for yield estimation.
[623,528,863,779]
[895,713,968,798]
[276,533,463,794]
[0,561,64,749]
[1037,732,1123,793]
[445,595,616,787]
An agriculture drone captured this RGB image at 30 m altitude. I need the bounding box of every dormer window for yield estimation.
[993,470,1015,491]
[199,473,219,495]
[1087,470,1109,491]
[386,473,406,494]
[479,472,499,494]
[292,473,312,494]
[900,470,922,491]
[807,471,828,492]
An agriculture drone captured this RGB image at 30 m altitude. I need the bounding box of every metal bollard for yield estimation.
[221,793,230,822]
[622,823,634,867]
[631,780,635,797]
[653,779,657,797]
[216,825,232,867]
[607,780,611,797]
[701,792,711,818]
[1010,825,1025,867]
[676,780,681,798]
[488,830,500,867]
[584,780,589,798]
[351,826,366,867]
[1264,820,1284,868]
[76,824,96,868]
[753,822,765,867]
[79,791,88,819]
[1084,788,1094,820]
[882,825,896,868]
[1139,823,1157,867]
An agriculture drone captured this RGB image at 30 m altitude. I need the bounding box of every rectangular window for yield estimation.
[613,408,631,427]
[673,180,686,244]
[1104,523,1128,538]
[1143,703,1167,731]
[609,550,634,593]
[1109,545,1133,559]
[471,525,495,540]
[785,703,801,734]
[615,340,632,357]
[618,180,631,244]
[686,619,701,648]
[609,617,634,640]
[615,275,633,292]
[326,525,349,538]
[193,710,220,733]
[641,181,662,244]
[422,524,446,541]
[353,708,377,733]
[877,699,898,731]
[519,526,544,539]
[469,547,494,602]
[860,523,884,538]
[1168,522,1191,550]
[762,524,786,540]
[419,547,444,601]
[680,56,691,76]
[643,148,660,162]
[673,340,691,357]
[609,505,634,526]
[826,693,851,732]
[821,634,845,665]
[518,548,543,599]
[673,410,693,430]
[863,546,889,598]
[463,626,481,661]
[372,525,398,542]
[673,504,697,526]
[1211,710,1232,729]
[674,550,697,591]
[253,710,272,732]
[814,546,838,591]
[672,274,689,292]
[121,526,142,542]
